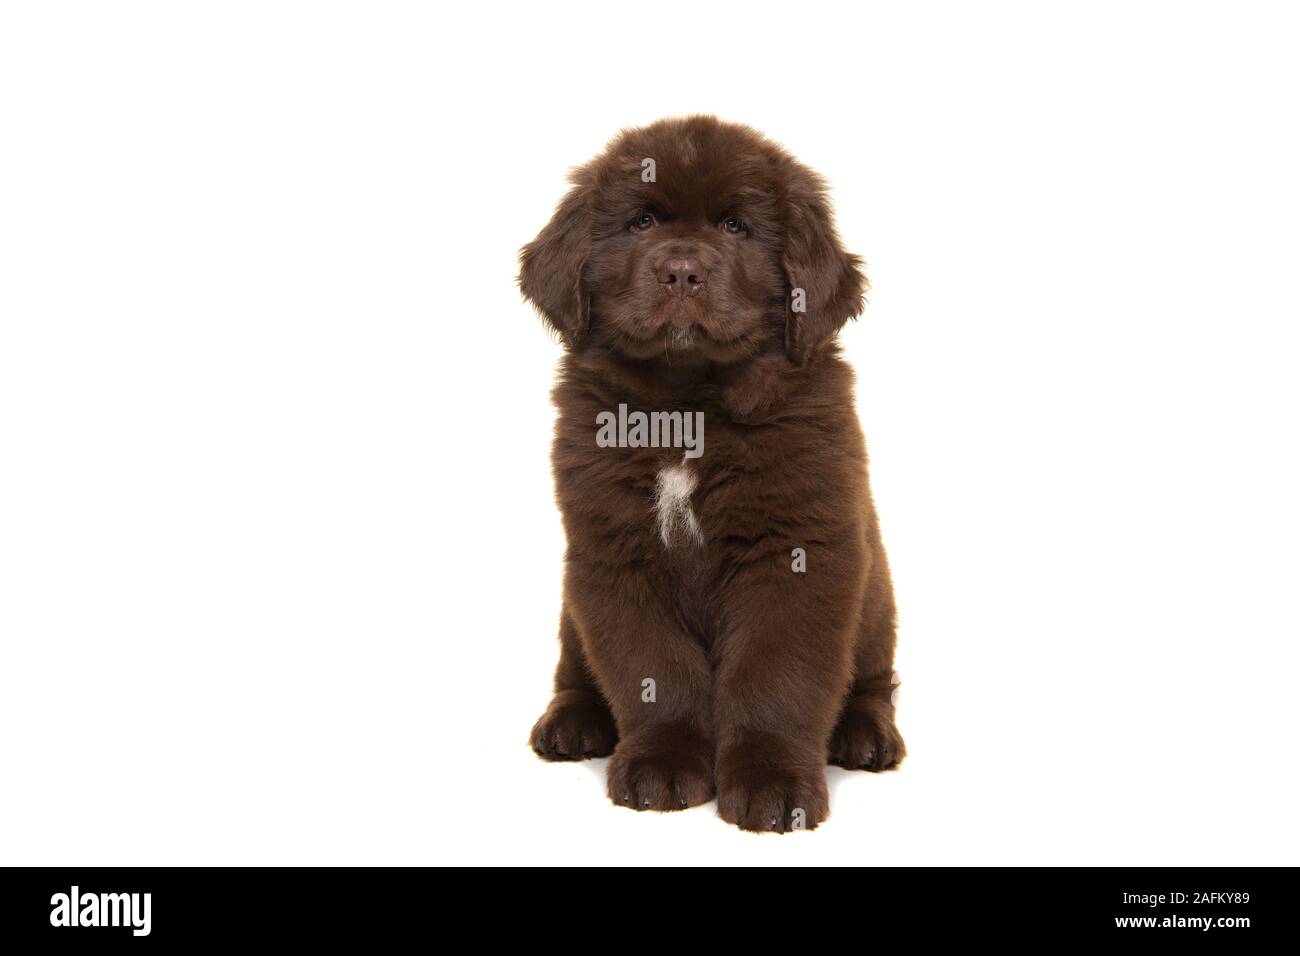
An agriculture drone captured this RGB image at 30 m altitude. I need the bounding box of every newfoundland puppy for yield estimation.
[520,116,903,832]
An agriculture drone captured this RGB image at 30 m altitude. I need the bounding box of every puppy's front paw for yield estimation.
[606,725,714,811]
[530,690,618,761]
[828,696,905,771]
[717,737,828,833]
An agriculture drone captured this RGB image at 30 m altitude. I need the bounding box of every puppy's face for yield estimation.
[580,127,787,363]
[521,117,867,366]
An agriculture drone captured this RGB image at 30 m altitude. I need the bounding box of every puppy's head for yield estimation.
[519,116,866,366]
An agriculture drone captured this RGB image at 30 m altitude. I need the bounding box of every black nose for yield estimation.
[658,257,708,297]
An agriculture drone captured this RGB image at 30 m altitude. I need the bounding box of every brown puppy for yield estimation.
[520,116,903,832]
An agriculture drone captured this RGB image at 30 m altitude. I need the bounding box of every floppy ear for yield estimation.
[518,177,592,346]
[782,168,868,364]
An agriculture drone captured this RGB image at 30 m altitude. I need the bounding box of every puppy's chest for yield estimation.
[651,454,705,550]
[640,436,753,554]
[558,408,766,554]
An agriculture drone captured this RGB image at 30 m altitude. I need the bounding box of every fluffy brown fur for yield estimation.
[520,116,903,833]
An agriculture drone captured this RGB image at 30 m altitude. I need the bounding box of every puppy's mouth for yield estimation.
[666,324,696,349]
[659,295,708,345]
[607,291,762,361]
[630,295,707,349]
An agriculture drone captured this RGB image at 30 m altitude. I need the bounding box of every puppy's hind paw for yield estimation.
[529,690,618,761]
[828,695,905,771]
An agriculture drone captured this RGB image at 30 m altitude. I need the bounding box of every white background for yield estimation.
[2,1,1297,866]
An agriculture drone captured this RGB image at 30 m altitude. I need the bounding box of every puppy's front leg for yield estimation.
[566,558,716,811]
[714,551,862,832]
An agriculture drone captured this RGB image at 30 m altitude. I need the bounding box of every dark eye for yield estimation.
[722,216,745,234]
[632,212,656,231]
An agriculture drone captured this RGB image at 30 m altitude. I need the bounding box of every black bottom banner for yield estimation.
[0,866,1288,945]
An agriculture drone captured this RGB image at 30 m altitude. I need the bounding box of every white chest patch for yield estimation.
[653,458,704,548]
